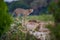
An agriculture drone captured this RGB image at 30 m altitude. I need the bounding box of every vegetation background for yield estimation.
[0,0,60,40]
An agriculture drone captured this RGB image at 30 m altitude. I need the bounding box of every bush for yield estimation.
[48,0,60,40]
[47,23,60,40]
[48,0,60,24]
[0,0,13,37]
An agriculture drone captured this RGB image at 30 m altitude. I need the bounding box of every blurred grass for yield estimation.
[26,14,54,21]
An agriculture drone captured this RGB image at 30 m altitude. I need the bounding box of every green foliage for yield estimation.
[47,24,60,40]
[0,1,13,37]
[48,0,60,39]
[25,32,36,40]
[48,0,60,23]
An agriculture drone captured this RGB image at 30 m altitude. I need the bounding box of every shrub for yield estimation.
[0,0,13,37]
[47,23,60,40]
